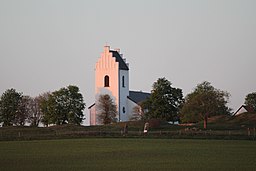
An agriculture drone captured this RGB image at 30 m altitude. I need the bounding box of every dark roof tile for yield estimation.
[110,50,129,70]
[128,91,151,104]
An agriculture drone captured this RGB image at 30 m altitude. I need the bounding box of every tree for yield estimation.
[244,92,256,112]
[143,77,183,122]
[130,105,143,121]
[0,89,23,126]
[53,85,85,125]
[40,86,85,126]
[180,81,231,123]
[40,92,54,126]
[51,87,70,125]
[13,96,30,126]
[64,85,85,124]
[96,94,117,125]
[26,95,44,127]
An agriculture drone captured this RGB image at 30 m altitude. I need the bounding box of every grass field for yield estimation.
[0,138,255,171]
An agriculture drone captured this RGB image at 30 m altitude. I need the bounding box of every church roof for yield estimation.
[110,50,129,70]
[128,91,151,104]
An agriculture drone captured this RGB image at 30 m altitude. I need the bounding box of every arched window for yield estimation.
[104,75,109,87]
[122,76,125,87]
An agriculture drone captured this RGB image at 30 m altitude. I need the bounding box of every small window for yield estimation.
[122,76,125,87]
[104,75,109,87]
[123,107,126,114]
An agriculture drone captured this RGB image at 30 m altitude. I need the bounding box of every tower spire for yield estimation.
[104,42,110,51]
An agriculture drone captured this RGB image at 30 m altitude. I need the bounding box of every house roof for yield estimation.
[110,50,129,70]
[128,91,151,104]
[88,103,95,109]
[234,105,254,115]
[89,91,150,109]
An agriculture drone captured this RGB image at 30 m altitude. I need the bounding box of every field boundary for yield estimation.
[0,127,255,141]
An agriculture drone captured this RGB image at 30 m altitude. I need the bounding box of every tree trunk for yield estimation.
[204,113,208,129]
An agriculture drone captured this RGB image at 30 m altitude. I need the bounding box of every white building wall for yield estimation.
[119,70,129,121]
[94,46,120,122]
[127,98,140,120]
[89,105,96,125]
[90,45,132,125]
[235,107,248,116]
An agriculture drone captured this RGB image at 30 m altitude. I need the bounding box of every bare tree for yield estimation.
[27,95,45,127]
[130,105,143,121]
[15,95,43,127]
[14,96,30,126]
[96,94,117,125]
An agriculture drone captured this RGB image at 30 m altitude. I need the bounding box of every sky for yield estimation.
[0,0,256,125]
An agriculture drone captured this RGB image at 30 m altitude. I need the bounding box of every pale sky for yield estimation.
[0,0,255,125]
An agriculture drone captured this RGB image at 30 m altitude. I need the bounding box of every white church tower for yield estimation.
[89,45,130,125]
[88,45,150,125]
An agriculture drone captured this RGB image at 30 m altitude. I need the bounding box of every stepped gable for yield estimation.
[110,50,129,70]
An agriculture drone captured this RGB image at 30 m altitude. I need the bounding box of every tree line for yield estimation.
[0,85,85,127]
[141,78,256,123]
[1,79,255,127]
[97,78,256,125]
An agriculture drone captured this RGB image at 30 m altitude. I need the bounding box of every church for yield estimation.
[88,45,150,125]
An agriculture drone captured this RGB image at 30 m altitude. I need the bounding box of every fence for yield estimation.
[0,128,255,141]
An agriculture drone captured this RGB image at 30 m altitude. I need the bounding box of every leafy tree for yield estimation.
[52,87,70,125]
[65,85,85,124]
[40,92,54,126]
[180,81,231,123]
[143,77,183,122]
[0,89,23,126]
[96,94,117,125]
[244,92,256,112]
[53,85,85,125]
[40,86,85,126]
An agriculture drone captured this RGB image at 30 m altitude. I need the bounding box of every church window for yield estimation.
[104,75,109,87]
[123,107,126,114]
[122,76,125,87]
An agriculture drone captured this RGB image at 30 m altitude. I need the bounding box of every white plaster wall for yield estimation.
[89,105,96,125]
[94,46,120,121]
[235,107,248,115]
[119,70,129,121]
[91,46,131,124]
[127,98,140,120]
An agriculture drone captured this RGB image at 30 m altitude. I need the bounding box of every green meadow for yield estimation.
[0,138,255,171]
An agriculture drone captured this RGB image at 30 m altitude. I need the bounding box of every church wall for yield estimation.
[90,45,136,125]
[127,98,140,120]
[89,105,96,125]
[119,69,129,121]
[94,46,120,121]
